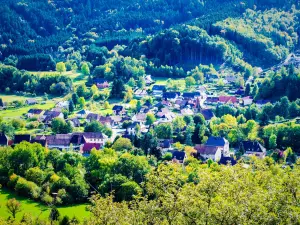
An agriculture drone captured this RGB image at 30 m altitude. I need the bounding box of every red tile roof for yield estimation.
[219,96,238,104]
[82,143,101,152]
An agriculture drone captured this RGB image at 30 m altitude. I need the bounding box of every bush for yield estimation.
[15,177,41,199]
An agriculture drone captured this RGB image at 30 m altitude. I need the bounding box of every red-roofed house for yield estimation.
[219,96,238,104]
[82,143,102,155]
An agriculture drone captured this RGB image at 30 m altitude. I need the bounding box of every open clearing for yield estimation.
[0,188,90,221]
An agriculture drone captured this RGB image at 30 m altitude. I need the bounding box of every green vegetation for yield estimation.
[0,188,90,221]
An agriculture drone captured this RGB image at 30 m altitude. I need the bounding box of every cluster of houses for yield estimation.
[0,132,108,156]
[0,76,272,163]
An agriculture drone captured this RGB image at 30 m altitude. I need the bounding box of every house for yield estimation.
[225,75,237,83]
[68,118,81,127]
[86,113,100,123]
[206,96,219,104]
[111,116,123,127]
[56,101,69,109]
[126,122,139,136]
[219,155,237,165]
[37,132,107,152]
[27,109,44,118]
[14,134,31,144]
[77,110,91,118]
[195,145,223,161]
[182,92,201,100]
[152,85,166,98]
[112,105,125,115]
[0,133,9,146]
[171,151,187,164]
[132,113,147,124]
[42,111,64,124]
[94,78,109,89]
[174,100,188,109]
[180,107,194,116]
[25,99,37,105]
[163,92,180,101]
[242,96,253,106]
[159,139,172,151]
[235,88,245,96]
[256,99,271,108]
[205,136,230,156]
[219,96,238,104]
[134,89,148,99]
[205,74,219,82]
[99,116,113,127]
[240,141,266,158]
[145,75,154,85]
[45,134,73,150]
[82,143,101,155]
[200,109,215,121]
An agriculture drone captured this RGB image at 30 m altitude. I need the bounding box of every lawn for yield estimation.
[0,101,56,118]
[30,71,88,87]
[0,188,91,221]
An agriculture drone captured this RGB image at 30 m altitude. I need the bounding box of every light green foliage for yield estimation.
[56,62,66,74]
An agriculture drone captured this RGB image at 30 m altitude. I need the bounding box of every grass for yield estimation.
[0,188,90,221]
[29,71,88,87]
[0,101,56,118]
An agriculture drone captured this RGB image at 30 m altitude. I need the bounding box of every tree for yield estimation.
[137,77,146,89]
[72,63,78,72]
[56,62,66,74]
[154,123,173,139]
[72,93,79,106]
[81,62,90,75]
[52,118,72,134]
[91,84,98,95]
[78,97,85,109]
[69,100,75,112]
[6,198,22,219]
[76,84,89,98]
[85,121,103,132]
[110,79,125,99]
[185,76,196,87]
[173,116,186,131]
[245,83,251,96]
[127,78,136,87]
[146,113,156,125]
[269,134,277,149]
[251,84,258,97]
[112,138,133,151]
[49,207,60,223]
[104,101,110,109]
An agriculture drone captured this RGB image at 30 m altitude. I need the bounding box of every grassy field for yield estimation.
[0,101,56,118]
[0,188,91,221]
[30,71,88,86]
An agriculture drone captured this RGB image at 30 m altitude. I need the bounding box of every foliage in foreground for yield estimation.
[1,158,300,224]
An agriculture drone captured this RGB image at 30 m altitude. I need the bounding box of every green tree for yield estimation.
[85,121,103,132]
[72,93,79,106]
[81,62,90,75]
[6,198,22,219]
[154,123,173,139]
[173,116,186,131]
[112,138,133,152]
[137,77,146,89]
[49,207,60,223]
[146,113,156,125]
[185,76,196,88]
[269,134,277,149]
[78,97,85,109]
[127,78,136,87]
[56,62,66,74]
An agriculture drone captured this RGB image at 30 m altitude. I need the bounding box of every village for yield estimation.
[0,71,270,165]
